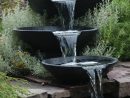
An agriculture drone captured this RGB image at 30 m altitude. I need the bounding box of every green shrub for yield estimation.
[0,5,50,78]
[78,0,117,57]
[100,0,130,59]
[80,0,130,59]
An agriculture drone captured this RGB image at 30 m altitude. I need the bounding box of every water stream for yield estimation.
[51,0,76,29]
[53,30,80,62]
[83,67,104,98]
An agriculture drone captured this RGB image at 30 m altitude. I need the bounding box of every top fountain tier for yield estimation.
[28,0,103,18]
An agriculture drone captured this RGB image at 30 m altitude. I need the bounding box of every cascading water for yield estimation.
[51,0,104,98]
[53,30,80,62]
[51,0,76,29]
[82,65,104,98]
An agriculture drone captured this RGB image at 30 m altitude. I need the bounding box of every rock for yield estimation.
[11,81,70,98]
[107,66,130,81]
[27,91,48,98]
[119,62,130,68]
[107,62,130,98]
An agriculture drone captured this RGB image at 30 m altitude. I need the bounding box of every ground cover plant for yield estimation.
[0,72,29,98]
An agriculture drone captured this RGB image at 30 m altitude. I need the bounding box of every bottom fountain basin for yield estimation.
[42,56,118,84]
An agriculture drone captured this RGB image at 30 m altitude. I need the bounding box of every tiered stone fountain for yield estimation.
[41,1,118,98]
[14,0,118,98]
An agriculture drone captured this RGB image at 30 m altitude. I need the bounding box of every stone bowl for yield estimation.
[42,56,118,84]
[14,26,98,58]
[28,0,102,18]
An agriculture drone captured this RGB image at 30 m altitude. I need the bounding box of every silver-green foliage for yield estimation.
[83,41,115,57]
[2,5,44,31]
[12,50,49,77]
[80,0,117,57]
[0,5,49,77]
[75,9,97,27]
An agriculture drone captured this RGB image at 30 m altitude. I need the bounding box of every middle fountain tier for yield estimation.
[14,26,98,58]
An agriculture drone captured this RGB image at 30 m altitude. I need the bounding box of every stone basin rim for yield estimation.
[13,26,98,32]
[42,56,118,68]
